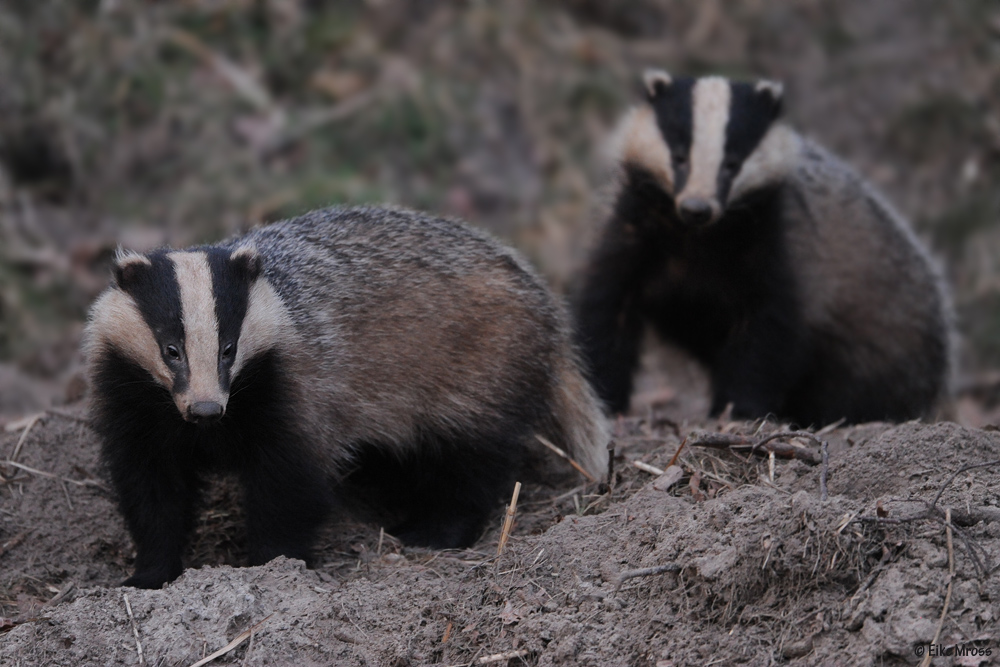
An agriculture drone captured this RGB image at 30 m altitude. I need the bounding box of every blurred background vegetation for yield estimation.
[0,0,998,417]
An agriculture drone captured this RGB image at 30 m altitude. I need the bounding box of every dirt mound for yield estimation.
[2,411,998,666]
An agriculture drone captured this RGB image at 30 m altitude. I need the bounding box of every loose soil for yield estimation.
[2,366,999,665]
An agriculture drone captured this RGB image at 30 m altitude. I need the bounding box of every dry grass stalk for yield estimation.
[820,440,829,502]
[496,482,522,556]
[187,614,273,667]
[475,650,530,664]
[815,418,845,435]
[9,413,43,462]
[632,460,664,476]
[123,593,145,665]
[3,413,43,433]
[665,436,688,468]
[0,460,106,490]
[534,434,596,482]
[919,508,954,667]
[46,581,75,606]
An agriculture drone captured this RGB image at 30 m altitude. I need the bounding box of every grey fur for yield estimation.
[777,136,956,409]
[223,205,609,477]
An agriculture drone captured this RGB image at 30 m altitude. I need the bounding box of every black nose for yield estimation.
[677,198,715,226]
[189,401,224,423]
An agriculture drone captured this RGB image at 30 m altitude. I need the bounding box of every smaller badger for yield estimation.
[574,70,953,426]
[85,205,608,589]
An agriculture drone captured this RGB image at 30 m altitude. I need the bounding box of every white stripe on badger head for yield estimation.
[608,105,675,193]
[168,251,226,410]
[232,277,296,379]
[678,77,731,213]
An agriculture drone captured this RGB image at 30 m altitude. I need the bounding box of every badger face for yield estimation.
[94,246,267,425]
[621,70,784,228]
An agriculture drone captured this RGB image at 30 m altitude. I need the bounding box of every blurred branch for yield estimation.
[164,27,275,113]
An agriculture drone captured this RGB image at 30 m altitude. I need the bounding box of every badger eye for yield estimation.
[166,345,181,360]
[221,342,234,359]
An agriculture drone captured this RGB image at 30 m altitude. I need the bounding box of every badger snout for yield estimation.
[677,197,720,227]
[187,401,225,424]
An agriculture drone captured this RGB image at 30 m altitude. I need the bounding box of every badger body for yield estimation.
[575,71,953,426]
[85,205,608,589]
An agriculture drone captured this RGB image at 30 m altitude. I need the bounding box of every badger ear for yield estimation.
[643,69,673,101]
[230,246,263,282]
[755,79,784,117]
[112,249,152,290]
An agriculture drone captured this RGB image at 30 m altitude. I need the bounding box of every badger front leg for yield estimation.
[240,433,333,567]
[575,207,666,414]
[709,301,808,421]
[106,447,202,589]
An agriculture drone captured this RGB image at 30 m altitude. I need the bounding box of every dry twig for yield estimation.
[613,563,682,593]
[123,593,145,666]
[47,581,75,606]
[929,459,1000,513]
[535,434,596,482]
[688,431,823,465]
[852,460,1000,577]
[665,436,688,468]
[187,614,273,667]
[496,482,521,555]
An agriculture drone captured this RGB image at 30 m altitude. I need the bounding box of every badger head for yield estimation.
[612,69,790,228]
[87,245,288,425]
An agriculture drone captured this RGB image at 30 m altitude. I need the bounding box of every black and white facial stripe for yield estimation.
[633,69,783,226]
[105,247,264,424]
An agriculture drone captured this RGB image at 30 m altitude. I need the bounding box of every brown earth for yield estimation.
[1,376,999,665]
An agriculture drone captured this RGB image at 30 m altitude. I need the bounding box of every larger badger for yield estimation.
[85,205,608,589]
[574,71,953,426]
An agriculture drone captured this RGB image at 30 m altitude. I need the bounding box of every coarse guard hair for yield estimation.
[85,205,609,589]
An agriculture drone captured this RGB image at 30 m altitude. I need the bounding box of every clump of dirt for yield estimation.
[2,409,998,665]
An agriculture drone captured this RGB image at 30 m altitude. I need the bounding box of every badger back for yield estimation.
[233,207,571,450]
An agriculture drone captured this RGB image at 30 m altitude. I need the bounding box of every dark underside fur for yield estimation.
[341,423,529,549]
[574,166,937,427]
[91,348,333,589]
[92,345,535,589]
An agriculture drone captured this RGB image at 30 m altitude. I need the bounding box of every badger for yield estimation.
[574,70,953,426]
[84,205,609,589]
